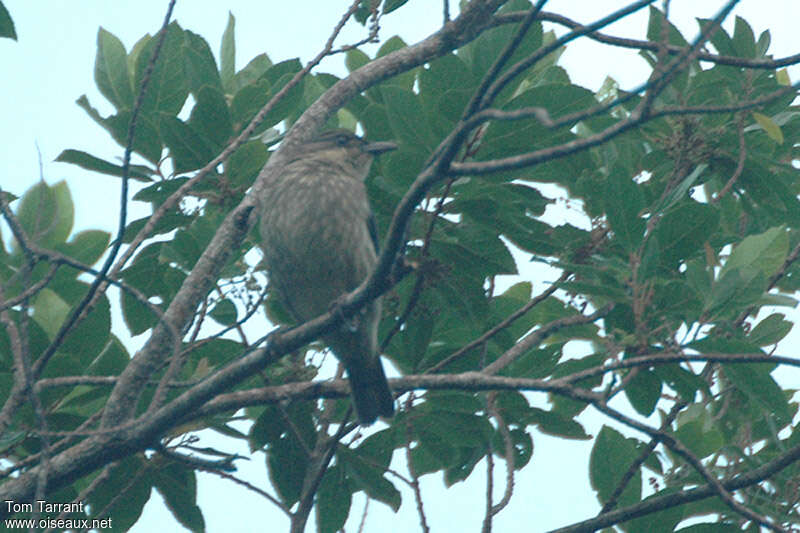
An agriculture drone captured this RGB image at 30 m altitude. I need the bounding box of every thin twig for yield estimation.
[429,271,568,373]
[493,10,800,70]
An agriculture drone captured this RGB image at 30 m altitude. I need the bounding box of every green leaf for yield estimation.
[646,6,688,47]
[119,243,183,334]
[722,226,788,280]
[345,48,370,73]
[186,338,242,371]
[527,407,590,440]
[674,405,724,458]
[231,53,272,93]
[757,292,798,308]
[161,116,216,173]
[268,434,308,507]
[688,335,761,356]
[624,490,686,533]
[248,405,284,451]
[748,313,792,346]
[653,364,707,401]
[184,29,223,94]
[376,36,414,89]
[675,524,744,533]
[655,201,718,266]
[227,142,268,188]
[60,292,111,360]
[480,85,595,160]
[122,212,194,243]
[160,228,201,269]
[316,466,351,533]
[731,15,756,59]
[605,169,644,252]
[426,411,492,448]
[752,112,784,144]
[231,81,271,127]
[380,85,437,151]
[76,95,164,164]
[15,180,74,249]
[755,29,771,57]
[491,427,533,469]
[187,86,232,150]
[376,35,407,57]
[220,13,236,91]
[50,180,77,246]
[337,446,400,511]
[459,2,544,83]
[356,429,396,470]
[623,368,661,416]
[88,335,129,376]
[126,33,150,75]
[231,66,304,132]
[723,363,792,424]
[134,22,189,116]
[501,346,561,380]
[209,299,237,326]
[419,53,474,115]
[589,426,642,508]
[384,0,410,14]
[132,177,188,204]
[435,224,517,278]
[153,461,205,533]
[95,28,133,110]
[121,289,157,335]
[698,18,734,57]
[653,164,706,213]
[55,149,153,181]
[409,439,446,476]
[262,71,305,128]
[32,288,70,339]
[706,267,766,314]
[86,456,152,531]
[0,1,17,40]
[263,58,302,85]
[444,447,484,486]
[424,391,483,414]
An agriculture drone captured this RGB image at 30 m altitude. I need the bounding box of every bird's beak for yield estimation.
[364,141,398,155]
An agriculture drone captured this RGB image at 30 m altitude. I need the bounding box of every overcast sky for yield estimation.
[1,2,798,532]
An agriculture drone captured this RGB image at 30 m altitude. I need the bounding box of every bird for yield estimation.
[258,128,397,425]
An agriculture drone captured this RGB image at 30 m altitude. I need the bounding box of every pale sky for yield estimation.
[1,1,798,532]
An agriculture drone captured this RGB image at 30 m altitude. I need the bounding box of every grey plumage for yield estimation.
[259,129,396,425]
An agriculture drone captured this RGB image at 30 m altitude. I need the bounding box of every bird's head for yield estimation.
[291,129,397,180]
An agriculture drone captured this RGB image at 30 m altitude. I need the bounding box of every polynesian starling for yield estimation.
[259,129,396,424]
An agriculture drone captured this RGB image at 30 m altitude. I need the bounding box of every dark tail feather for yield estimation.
[346,358,394,425]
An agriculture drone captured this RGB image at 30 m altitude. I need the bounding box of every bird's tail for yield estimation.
[326,301,394,425]
[345,355,394,425]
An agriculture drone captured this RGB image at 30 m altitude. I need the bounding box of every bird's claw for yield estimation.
[329,295,360,332]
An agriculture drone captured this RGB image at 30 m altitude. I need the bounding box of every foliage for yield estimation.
[1,2,799,532]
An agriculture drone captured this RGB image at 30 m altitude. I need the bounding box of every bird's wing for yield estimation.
[367,213,380,253]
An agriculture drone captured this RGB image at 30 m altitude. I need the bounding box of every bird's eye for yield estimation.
[335,135,349,146]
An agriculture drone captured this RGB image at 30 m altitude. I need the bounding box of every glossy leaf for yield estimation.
[220,12,235,90]
[589,426,641,508]
[55,149,153,181]
[0,1,16,40]
[605,168,645,252]
[316,466,351,533]
[95,28,133,110]
[15,180,74,249]
[152,461,205,533]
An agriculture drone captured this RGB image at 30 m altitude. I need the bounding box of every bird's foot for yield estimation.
[329,295,360,332]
